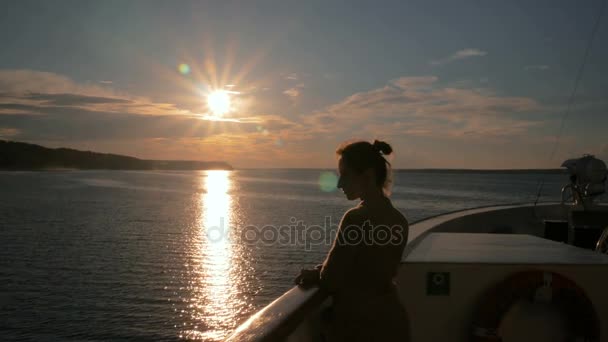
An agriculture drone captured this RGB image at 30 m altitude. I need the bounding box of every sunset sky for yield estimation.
[1,0,607,169]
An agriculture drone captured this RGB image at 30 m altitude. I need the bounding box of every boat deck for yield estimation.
[406,232,608,264]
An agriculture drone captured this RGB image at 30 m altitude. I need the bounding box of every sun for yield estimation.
[207,90,231,116]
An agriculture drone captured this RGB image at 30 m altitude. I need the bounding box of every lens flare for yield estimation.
[178,63,191,75]
[319,172,338,192]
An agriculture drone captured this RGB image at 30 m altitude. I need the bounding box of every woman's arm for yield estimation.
[319,209,361,292]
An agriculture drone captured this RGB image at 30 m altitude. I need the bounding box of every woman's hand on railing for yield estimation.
[294,268,320,289]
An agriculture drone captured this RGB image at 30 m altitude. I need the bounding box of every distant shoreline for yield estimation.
[0,140,233,171]
[0,167,232,172]
[1,140,570,174]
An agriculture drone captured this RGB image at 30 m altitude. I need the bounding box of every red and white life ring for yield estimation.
[471,270,600,341]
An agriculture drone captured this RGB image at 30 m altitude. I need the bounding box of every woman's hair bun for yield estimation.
[372,140,393,155]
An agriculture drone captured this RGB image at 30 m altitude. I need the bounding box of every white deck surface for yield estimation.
[405,233,608,264]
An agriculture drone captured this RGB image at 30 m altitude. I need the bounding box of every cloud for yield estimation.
[431,48,488,66]
[283,83,305,100]
[24,93,132,106]
[283,88,300,98]
[0,69,113,96]
[0,127,20,137]
[390,76,438,89]
[453,48,487,59]
[524,65,550,71]
[302,75,545,141]
[0,69,303,147]
[0,69,190,117]
[2,69,581,168]
[284,73,299,81]
[0,105,303,144]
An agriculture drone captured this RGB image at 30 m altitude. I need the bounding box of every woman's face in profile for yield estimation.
[337,157,363,200]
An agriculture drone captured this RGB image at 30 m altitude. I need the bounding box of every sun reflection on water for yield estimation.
[183,170,243,341]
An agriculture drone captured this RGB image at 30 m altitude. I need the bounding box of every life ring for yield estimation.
[471,270,600,341]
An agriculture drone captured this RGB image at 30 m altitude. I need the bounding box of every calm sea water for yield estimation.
[0,169,567,341]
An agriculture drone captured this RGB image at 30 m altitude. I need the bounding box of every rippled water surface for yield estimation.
[0,169,567,340]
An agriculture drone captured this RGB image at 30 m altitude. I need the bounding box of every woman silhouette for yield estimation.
[295,139,410,341]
